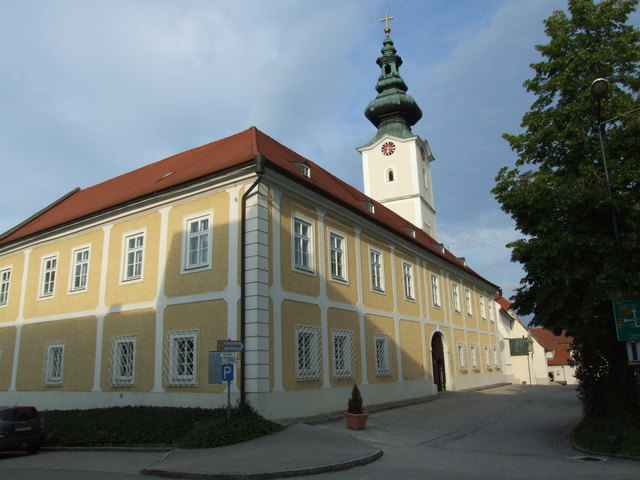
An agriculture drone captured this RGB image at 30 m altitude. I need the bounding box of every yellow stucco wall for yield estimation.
[106,213,161,307]
[324,216,358,306]
[22,229,103,319]
[101,309,156,392]
[395,251,421,318]
[281,299,321,391]
[280,195,320,298]
[360,234,393,312]
[0,326,16,389]
[364,313,397,384]
[327,307,361,387]
[400,319,423,380]
[17,317,97,391]
[0,253,23,323]
[163,300,228,392]
[164,192,230,298]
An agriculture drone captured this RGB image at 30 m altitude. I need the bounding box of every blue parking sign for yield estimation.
[221,364,234,382]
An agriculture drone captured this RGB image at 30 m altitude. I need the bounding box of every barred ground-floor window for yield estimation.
[374,333,392,376]
[110,336,137,386]
[295,325,321,381]
[332,329,355,379]
[457,342,467,371]
[165,330,198,386]
[43,341,65,386]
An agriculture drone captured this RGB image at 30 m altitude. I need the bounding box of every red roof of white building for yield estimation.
[529,328,574,366]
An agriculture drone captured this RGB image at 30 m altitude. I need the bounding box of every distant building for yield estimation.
[495,297,548,385]
[0,24,508,418]
[529,329,577,385]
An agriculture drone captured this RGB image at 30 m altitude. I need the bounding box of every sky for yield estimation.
[2,0,636,312]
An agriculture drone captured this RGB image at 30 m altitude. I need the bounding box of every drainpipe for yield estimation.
[240,154,265,406]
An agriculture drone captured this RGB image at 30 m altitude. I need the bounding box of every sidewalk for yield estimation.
[141,423,382,479]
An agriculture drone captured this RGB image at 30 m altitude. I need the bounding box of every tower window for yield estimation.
[386,168,395,182]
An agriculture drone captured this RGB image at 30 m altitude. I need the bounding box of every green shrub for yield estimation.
[177,409,282,448]
[41,406,281,448]
[573,416,640,456]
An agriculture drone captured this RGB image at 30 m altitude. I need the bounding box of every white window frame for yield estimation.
[489,300,495,322]
[457,342,467,371]
[43,341,65,386]
[166,330,198,386]
[465,288,473,316]
[328,230,348,283]
[431,273,441,307]
[374,333,393,376]
[452,283,460,313]
[480,295,487,320]
[470,343,479,370]
[110,336,137,386]
[332,329,354,379]
[402,262,415,300]
[369,247,385,293]
[295,325,321,381]
[293,216,315,274]
[485,344,492,369]
[0,267,11,306]
[493,345,500,368]
[122,231,145,282]
[39,255,58,299]
[69,246,90,292]
[183,212,213,272]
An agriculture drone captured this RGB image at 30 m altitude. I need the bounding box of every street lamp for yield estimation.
[590,78,621,256]
[590,78,640,412]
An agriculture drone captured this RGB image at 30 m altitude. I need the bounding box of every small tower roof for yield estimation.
[363,17,423,146]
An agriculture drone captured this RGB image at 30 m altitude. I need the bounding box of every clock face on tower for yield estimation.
[381,141,396,156]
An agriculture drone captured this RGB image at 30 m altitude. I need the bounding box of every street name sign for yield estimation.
[216,340,244,351]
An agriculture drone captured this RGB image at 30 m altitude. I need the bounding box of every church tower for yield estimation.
[358,16,437,238]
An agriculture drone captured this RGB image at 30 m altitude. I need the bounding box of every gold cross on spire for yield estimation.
[380,12,394,34]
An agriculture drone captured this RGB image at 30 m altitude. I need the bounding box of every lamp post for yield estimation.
[590,78,640,414]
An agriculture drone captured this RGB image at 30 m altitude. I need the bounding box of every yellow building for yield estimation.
[0,27,505,419]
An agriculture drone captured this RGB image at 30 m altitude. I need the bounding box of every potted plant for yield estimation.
[345,383,368,430]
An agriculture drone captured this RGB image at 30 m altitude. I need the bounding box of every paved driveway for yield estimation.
[313,384,638,479]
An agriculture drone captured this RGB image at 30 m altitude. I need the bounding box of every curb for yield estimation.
[140,449,383,480]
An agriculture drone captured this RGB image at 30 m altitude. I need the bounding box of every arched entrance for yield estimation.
[431,333,446,392]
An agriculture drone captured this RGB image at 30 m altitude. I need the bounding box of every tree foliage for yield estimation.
[493,0,640,415]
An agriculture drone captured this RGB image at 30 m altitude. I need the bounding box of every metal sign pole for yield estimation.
[227,379,231,418]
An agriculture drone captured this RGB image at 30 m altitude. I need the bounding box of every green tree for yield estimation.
[493,0,640,417]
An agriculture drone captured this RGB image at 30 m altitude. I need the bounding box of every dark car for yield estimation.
[0,406,45,454]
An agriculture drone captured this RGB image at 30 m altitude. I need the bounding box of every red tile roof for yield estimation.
[495,296,512,311]
[529,328,574,365]
[0,127,498,289]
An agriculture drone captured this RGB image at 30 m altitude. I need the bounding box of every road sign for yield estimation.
[217,340,244,351]
[222,363,234,382]
[613,297,640,341]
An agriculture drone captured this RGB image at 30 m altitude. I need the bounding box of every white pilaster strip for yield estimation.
[226,185,241,392]
[152,206,170,392]
[271,189,284,391]
[354,228,368,385]
[389,247,404,381]
[9,249,30,391]
[316,210,330,388]
[243,183,270,393]
[92,224,111,391]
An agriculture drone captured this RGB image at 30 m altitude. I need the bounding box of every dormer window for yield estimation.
[368,202,375,214]
[301,164,311,178]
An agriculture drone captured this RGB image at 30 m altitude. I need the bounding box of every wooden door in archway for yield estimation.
[431,333,446,392]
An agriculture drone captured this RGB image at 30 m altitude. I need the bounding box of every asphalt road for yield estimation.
[0,385,637,479]
[312,384,639,479]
